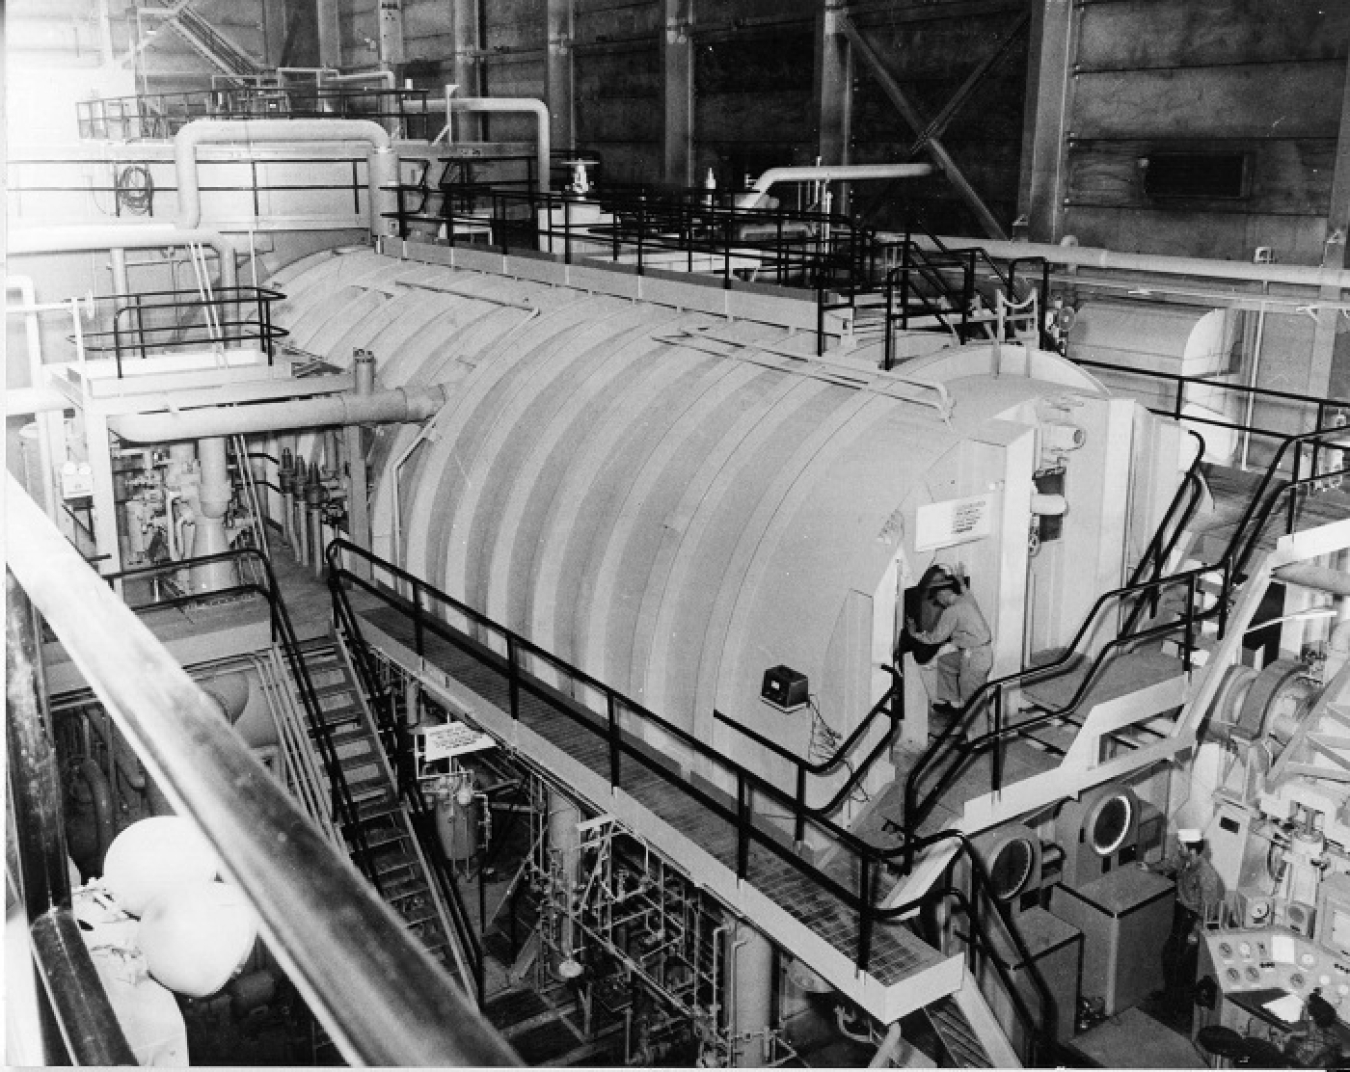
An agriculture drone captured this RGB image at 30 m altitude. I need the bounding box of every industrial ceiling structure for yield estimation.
[6,1,1350,1068]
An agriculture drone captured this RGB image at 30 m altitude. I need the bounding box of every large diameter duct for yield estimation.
[173,119,398,237]
[445,94,550,194]
[106,386,446,443]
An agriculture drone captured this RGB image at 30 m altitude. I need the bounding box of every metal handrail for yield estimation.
[5,478,519,1066]
[105,550,382,892]
[902,423,1350,848]
[328,576,488,1004]
[322,539,1055,1057]
[1120,429,1209,634]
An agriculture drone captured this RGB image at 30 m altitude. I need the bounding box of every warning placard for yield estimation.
[915,493,995,551]
[421,721,495,761]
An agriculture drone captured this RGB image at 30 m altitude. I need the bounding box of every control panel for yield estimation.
[1207,928,1350,1008]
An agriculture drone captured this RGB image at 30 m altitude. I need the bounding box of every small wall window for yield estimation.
[1142,153,1248,200]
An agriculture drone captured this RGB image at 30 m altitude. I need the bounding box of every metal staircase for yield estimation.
[147,0,264,82]
[325,542,1049,1061]
[285,632,479,993]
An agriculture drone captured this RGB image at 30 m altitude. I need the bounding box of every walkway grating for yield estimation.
[358,603,945,993]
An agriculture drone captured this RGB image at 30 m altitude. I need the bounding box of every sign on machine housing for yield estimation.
[915,492,996,551]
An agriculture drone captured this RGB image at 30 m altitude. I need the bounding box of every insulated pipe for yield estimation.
[106,385,447,442]
[190,437,237,592]
[8,227,239,292]
[925,234,1350,290]
[319,70,396,89]
[6,276,61,517]
[738,163,935,208]
[173,119,398,237]
[444,93,550,194]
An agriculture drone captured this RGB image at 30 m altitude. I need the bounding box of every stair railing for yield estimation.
[1124,430,1208,593]
[901,217,1053,349]
[104,549,382,891]
[903,423,1350,854]
[327,573,488,1003]
[321,539,1053,1052]
[6,483,517,1066]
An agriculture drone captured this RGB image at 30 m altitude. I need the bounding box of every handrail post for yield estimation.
[794,766,807,843]
[1183,573,1196,673]
[507,635,520,721]
[1218,561,1232,639]
[991,686,1003,796]
[857,853,874,972]
[607,692,621,788]
[413,583,424,656]
[1287,446,1301,535]
[736,774,750,880]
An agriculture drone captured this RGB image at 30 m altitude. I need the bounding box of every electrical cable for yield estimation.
[114,164,155,215]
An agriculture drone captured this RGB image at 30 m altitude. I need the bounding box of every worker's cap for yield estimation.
[1177,828,1203,844]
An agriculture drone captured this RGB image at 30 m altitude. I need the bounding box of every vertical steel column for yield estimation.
[316,0,342,68]
[1308,46,1350,400]
[815,1,853,214]
[378,0,406,69]
[662,0,694,187]
[1017,0,1079,243]
[451,0,485,140]
[546,0,575,158]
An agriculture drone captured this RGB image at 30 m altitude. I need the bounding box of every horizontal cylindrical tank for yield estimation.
[268,246,1152,793]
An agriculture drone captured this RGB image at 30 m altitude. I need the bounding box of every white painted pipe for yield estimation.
[191,436,237,591]
[5,388,71,416]
[6,276,61,520]
[173,119,398,237]
[444,93,550,194]
[738,163,935,208]
[8,226,239,291]
[107,386,447,442]
[925,234,1350,290]
[319,70,396,89]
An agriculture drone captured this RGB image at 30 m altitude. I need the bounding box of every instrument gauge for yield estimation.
[1238,941,1252,957]
[1218,942,1233,959]
[1300,952,1317,969]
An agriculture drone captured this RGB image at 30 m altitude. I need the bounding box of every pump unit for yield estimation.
[1056,783,1142,887]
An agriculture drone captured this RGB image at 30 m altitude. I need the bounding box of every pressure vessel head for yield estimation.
[101,817,219,917]
[139,880,258,997]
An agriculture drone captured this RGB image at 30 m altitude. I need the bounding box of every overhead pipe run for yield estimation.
[8,225,239,291]
[736,163,935,209]
[173,119,398,237]
[443,92,551,195]
[926,234,1350,291]
[107,385,448,443]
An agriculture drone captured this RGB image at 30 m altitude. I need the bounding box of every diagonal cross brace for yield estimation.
[839,13,1010,239]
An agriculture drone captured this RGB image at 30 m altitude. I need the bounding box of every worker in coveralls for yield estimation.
[905,570,993,715]
[1152,828,1223,1015]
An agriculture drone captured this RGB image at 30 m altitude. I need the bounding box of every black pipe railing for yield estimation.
[6,479,519,1066]
[76,86,435,141]
[324,539,1054,1059]
[1075,356,1341,448]
[1120,429,1209,634]
[75,286,288,379]
[6,571,138,1066]
[104,550,381,892]
[902,423,1350,853]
